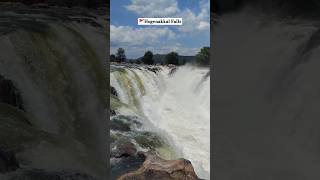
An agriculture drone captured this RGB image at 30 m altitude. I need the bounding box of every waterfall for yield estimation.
[110,64,210,179]
[0,8,107,179]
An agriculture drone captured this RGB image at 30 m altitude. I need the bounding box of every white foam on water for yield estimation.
[111,65,210,179]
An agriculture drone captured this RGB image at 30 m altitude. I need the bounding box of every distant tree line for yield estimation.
[110,47,210,66]
[195,47,210,66]
[110,48,126,63]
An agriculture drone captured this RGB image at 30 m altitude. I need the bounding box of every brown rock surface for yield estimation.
[118,152,199,180]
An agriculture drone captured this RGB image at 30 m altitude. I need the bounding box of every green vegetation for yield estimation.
[165,52,179,65]
[141,51,154,65]
[195,47,210,66]
[110,54,116,62]
[115,48,126,63]
[110,47,210,66]
[179,58,187,66]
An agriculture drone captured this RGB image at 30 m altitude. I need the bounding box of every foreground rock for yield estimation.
[111,142,137,158]
[110,141,145,179]
[118,152,199,180]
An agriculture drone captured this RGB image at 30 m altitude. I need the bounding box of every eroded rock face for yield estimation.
[0,76,24,110]
[118,152,199,180]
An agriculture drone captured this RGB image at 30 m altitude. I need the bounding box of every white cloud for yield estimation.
[178,0,210,33]
[111,0,210,58]
[198,21,210,31]
[110,25,176,46]
[111,25,193,58]
[126,0,179,17]
[125,0,210,33]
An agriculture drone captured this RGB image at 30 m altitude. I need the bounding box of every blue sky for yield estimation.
[110,0,210,59]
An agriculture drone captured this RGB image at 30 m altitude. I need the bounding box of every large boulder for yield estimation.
[111,142,145,180]
[118,152,199,180]
[111,142,137,159]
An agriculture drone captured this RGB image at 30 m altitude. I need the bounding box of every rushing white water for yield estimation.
[0,11,108,178]
[111,64,210,179]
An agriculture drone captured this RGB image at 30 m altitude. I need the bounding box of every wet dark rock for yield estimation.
[110,119,131,132]
[110,109,117,116]
[110,131,134,149]
[0,150,19,173]
[134,132,163,150]
[111,155,145,180]
[111,142,145,180]
[7,169,98,180]
[111,142,137,158]
[112,115,143,129]
[110,86,118,97]
[110,115,143,132]
[109,115,181,179]
[0,76,24,111]
[132,120,142,128]
[110,137,136,159]
[118,152,199,180]
[146,67,161,74]
[168,67,177,76]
